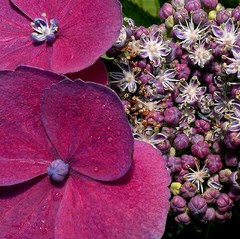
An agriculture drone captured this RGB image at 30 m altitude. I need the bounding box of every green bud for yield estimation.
[208,10,217,20]
[170,182,182,195]
[165,15,175,29]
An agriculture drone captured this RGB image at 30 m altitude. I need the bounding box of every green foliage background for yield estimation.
[120,0,240,26]
[119,0,240,238]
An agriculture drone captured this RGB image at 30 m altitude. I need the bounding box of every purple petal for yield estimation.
[212,25,224,38]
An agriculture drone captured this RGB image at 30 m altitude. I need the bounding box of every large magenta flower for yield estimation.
[0,67,170,239]
[0,0,122,73]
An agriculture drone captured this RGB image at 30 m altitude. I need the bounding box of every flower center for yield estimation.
[47,159,69,182]
[31,13,59,44]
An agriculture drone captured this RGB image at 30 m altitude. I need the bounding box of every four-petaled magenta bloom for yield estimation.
[176,77,207,104]
[173,17,209,49]
[225,50,240,79]
[212,18,240,52]
[0,67,170,239]
[139,30,171,67]
[0,0,122,73]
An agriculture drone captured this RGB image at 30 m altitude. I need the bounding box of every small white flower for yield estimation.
[212,18,240,52]
[173,17,209,49]
[184,160,210,193]
[189,41,212,68]
[176,77,207,104]
[109,63,139,93]
[224,50,240,79]
[139,30,171,67]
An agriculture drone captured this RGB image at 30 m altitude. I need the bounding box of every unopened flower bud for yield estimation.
[181,181,197,198]
[174,133,190,150]
[204,188,220,204]
[205,154,223,174]
[191,141,210,158]
[232,6,240,21]
[217,193,233,213]
[188,195,207,216]
[171,195,187,213]
[216,10,231,24]
[200,208,216,223]
[165,15,175,28]
[202,0,218,9]
[159,3,174,20]
[192,9,208,24]
[175,212,191,225]
[185,0,201,12]
[208,10,217,20]
[167,156,182,174]
[219,169,232,183]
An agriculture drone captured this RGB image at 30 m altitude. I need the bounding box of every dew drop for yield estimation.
[108,117,112,121]
[107,126,111,130]
[82,94,86,99]
[102,104,106,109]
[53,192,62,201]
[88,135,93,142]
[117,131,120,136]
[94,167,99,172]
[107,137,113,142]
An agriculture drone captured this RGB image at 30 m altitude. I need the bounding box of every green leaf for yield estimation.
[120,0,161,27]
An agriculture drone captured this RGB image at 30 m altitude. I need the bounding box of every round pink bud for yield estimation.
[159,3,174,20]
[195,120,210,134]
[175,212,191,225]
[171,195,187,213]
[201,0,218,9]
[188,195,207,216]
[191,141,210,158]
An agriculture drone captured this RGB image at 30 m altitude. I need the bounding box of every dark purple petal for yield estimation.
[41,79,133,181]
[55,141,170,239]
[0,66,63,186]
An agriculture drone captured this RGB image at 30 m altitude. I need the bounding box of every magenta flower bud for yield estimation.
[192,9,208,24]
[191,134,204,145]
[167,156,182,174]
[216,211,232,222]
[232,6,240,21]
[225,152,239,167]
[161,127,177,140]
[229,132,240,146]
[180,54,189,65]
[200,208,216,223]
[204,188,220,204]
[134,26,149,40]
[188,195,207,216]
[191,141,210,158]
[203,73,213,84]
[205,154,223,174]
[184,0,201,12]
[138,73,153,84]
[181,181,197,198]
[181,155,195,170]
[212,142,221,153]
[195,120,210,134]
[228,186,240,201]
[219,169,232,183]
[208,83,218,94]
[201,0,218,9]
[224,133,237,149]
[157,139,171,153]
[171,195,187,213]
[175,63,190,80]
[216,10,231,24]
[173,8,188,23]
[159,3,174,20]
[217,193,233,213]
[175,212,191,225]
[174,133,190,150]
[164,106,182,126]
[175,168,189,183]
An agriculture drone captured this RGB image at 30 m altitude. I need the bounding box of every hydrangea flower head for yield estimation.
[0,67,170,239]
[0,0,122,73]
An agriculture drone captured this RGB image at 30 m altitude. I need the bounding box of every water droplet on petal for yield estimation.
[107,137,113,142]
[107,126,111,130]
[88,135,93,142]
[117,131,121,136]
[53,192,62,201]
[108,117,112,121]
[102,104,106,109]
[94,167,99,172]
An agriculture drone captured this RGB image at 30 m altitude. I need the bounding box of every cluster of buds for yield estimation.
[107,0,240,225]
